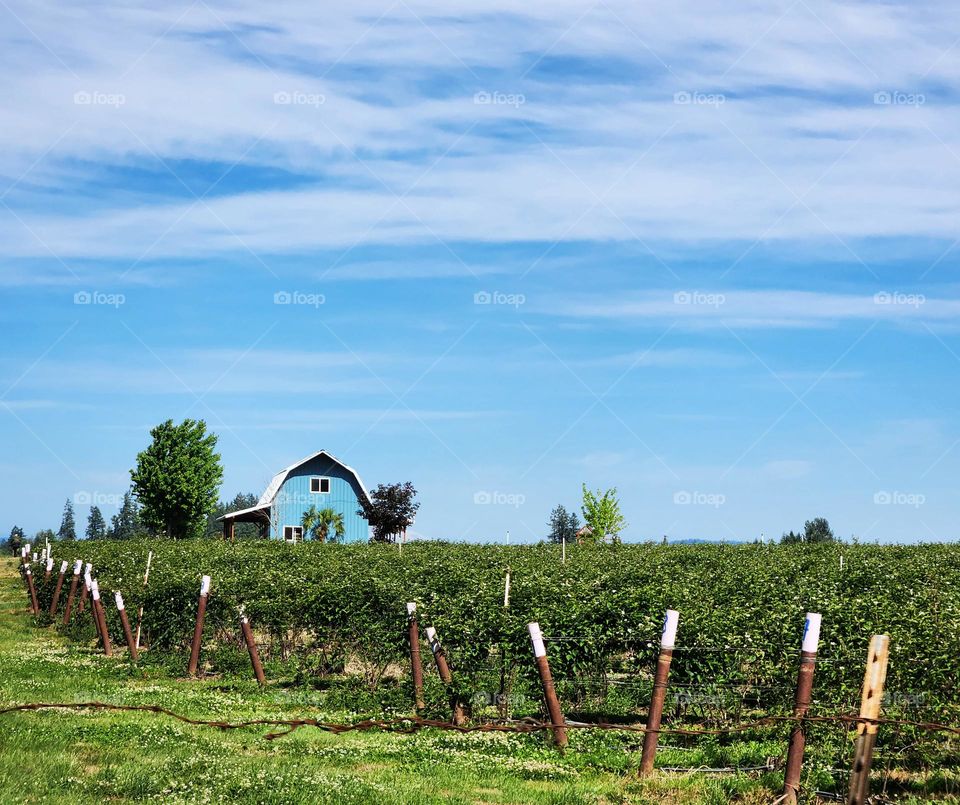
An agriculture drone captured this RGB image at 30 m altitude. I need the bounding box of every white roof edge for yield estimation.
[257,450,373,507]
[217,503,271,521]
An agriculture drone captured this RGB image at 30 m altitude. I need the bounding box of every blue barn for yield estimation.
[219,450,371,542]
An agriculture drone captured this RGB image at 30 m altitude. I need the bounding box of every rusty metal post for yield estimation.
[78,564,92,614]
[187,576,211,676]
[783,612,822,803]
[114,592,138,662]
[425,626,466,725]
[48,561,68,617]
[90,580,112,656]
[24,566,40,616]
[528,622,568,748]
[641,609,680,774]
[62,560,82,624]
[407,603,425,709]
[240,615,266,685]
[848,635,890,805]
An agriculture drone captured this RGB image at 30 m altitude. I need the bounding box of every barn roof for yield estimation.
[218,450,372,522]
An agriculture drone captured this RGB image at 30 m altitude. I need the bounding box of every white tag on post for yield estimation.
[661,609,680,650]
[528,622,547,658]
[802,612,822,653]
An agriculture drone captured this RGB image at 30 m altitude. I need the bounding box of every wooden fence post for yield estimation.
[134,550,153,650]
[114,592,138,662]
[62,560,82,624]
[425,626,466,726]
[48,561,68,617]
[24,566,39,616]
[640,609,679,773]
[90,580,112,656]
[240,615,266,686]
[406,603,425,709]
[783,612,821,803]
[187,576,211,676]
[848,635,890,805]
[528,622,568,748]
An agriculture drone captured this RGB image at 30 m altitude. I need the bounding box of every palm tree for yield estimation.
[301,506,345,543]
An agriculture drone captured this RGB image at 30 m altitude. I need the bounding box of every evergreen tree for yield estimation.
[108,492,142,540]
[547,505,580,544]
[7,525,24,556]
[206,493,260,539]
[58,499,77,541]
[85,506,107,540]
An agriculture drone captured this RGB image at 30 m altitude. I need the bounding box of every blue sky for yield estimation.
[2,1,959,542]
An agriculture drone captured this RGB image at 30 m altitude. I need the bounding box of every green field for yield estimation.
[3,541,960,803]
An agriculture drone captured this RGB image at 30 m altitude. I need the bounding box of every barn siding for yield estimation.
[270,454,370,542]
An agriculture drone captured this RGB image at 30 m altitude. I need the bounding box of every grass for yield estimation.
[0,557,952,804]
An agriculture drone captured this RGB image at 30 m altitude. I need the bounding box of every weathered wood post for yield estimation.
[425,626,466,726]
[114,592,138,662]
[63,560,82,624]
[783,612,822,803]
[187,575,211,676]
[134,550,153,650]
[406,603,425,709]
[24,566,39,616]
[503,568,511,608]
[640,609,679,773]
[90,580,112,656]
[528,622,568,748]
[240,615,266,685]
[48,560,68,617]
[848,635,890,805]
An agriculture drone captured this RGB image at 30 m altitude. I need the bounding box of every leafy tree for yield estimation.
[580,484,627,543]
[108,491,142,540]
[85,506,107,540]
[207,493,260,539]
[301,505,346,543]
[130,419,223,539]
[357,482,420,543]
[7,525,24,556]
[547,504,580,544]
[58,499,77,541]
[804,517,835,543]
[35,528,55,542]
[781,530,801,544]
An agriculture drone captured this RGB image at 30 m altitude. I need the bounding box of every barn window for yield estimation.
[310,477,331,494]
[283,526,303,542]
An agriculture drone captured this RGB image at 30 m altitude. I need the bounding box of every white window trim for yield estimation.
[310,476,331,494]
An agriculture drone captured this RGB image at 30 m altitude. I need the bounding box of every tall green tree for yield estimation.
[130,419,223,539]
[547,504,580,544]
[108,491,142,539]
[7,525,24,556]
[803,517,835,543]
[85,506,107,540]
[58,499,77,541]
[207,492,260,539]
[301,505,346,543]
[580,484,627,543]
[357,482,420,543]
